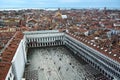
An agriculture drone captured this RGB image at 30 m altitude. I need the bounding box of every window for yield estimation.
[10,73,12,77]
[8,77,10,80]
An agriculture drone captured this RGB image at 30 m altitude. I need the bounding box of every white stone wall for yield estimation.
[11,39,27,80]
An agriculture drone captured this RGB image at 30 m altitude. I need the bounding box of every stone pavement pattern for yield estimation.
[24,46,107,80]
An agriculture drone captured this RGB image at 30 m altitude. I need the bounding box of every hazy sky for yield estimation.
[0,0,120,9]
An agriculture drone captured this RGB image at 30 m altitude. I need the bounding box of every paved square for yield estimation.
[24,46,107,80]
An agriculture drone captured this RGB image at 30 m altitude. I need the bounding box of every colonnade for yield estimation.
[65,34,120,80]
[26,33,65,47]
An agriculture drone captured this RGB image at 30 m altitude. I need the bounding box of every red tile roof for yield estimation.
[67,32,120,63]
[0,62,11,80]
[0,32,15,51]
[0,31,23,79]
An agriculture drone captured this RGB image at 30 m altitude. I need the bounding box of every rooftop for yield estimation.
[0,31,15,53]
[67,31,120,63]
[0,31,23,79]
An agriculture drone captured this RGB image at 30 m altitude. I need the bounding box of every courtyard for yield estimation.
[24,46,108,80]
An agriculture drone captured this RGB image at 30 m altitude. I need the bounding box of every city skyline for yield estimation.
[0,0,120,10]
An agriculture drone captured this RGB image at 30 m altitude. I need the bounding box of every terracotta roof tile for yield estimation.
[0,62,11,80]
[0,31,23,79]
[67,32,120,63]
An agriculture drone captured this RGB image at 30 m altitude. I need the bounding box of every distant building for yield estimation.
[26,19,37,27]
[0,19,4,27]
